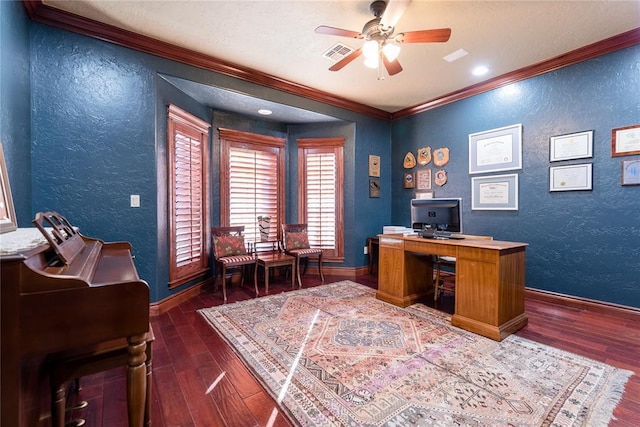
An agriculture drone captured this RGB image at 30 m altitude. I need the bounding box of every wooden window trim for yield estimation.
[168,104,210,288]
[297,137,345,262]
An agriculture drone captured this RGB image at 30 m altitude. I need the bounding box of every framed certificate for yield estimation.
[550,130,593,162]
[416,169,432,190]
[611,124,640,157]
[549,163,592,191]
[469,124,522,174]
[471,174,518,210]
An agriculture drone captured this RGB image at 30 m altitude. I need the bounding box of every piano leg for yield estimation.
[127,334,147,427]
[51,383,66,427]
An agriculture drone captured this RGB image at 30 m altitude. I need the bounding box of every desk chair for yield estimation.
[212,226,258,302]
[281,223,324,288]
[434,234,493,301]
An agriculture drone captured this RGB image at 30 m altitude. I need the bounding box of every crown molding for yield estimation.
[391,27,640,120]
[22,1,639,122]
[23,0,391,121]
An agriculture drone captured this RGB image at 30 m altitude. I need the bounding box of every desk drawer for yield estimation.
[404,240,457,257]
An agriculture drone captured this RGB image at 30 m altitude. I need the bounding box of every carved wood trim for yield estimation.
[22,1,639,121]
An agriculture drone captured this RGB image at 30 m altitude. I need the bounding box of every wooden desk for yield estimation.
[377,234,528,341]
[367,236,379,274]
[257,252,295,294]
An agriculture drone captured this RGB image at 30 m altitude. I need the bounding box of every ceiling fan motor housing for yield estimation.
[369,0,387,18]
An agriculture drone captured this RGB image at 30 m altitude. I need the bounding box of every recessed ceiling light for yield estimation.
[472,65,489,76]
[258,109,272,115]
[443,49,468,63]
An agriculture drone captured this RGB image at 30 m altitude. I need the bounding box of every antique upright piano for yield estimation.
[1,212,150,427]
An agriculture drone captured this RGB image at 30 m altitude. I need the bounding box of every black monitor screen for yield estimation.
[410,198,462,233]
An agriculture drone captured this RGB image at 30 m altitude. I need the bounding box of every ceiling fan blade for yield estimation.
[315,25,361,39]
[398,28,452,43]
[382,55,403,76]
[380,0,411,30]
[329,49,363,72]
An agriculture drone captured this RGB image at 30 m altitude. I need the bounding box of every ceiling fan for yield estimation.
[315,0,451,78]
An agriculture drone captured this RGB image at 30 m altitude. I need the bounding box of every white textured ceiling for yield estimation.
[43,0,640,113]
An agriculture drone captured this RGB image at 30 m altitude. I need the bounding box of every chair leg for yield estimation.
[434,261,441,302]
[295,256,303,289]
[222,265,228,303]
[253,263,259,297]
[318,252,324,282]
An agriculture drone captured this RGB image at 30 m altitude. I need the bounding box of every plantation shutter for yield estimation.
[228,147,279,242]
[297,138,344,261]
[305,152,336,249]
[168,104,210,287]
[219,128,285,244]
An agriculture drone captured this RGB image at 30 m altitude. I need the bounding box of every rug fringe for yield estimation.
[585,368,634,426]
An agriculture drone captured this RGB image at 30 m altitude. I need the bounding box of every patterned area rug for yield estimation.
[199,281,632,426]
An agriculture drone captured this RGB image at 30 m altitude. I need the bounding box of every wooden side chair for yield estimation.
[434,234,493,301]
[211,226,258,302]
[281,223,324,288]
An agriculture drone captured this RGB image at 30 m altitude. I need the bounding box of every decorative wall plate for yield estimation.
[417,147,432,165]
[433,148,450,167]
[435,169,448,186]
[403,172,415,188]
[403,152,416,169]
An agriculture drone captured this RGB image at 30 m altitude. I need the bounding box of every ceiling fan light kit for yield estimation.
[315,0,451,78]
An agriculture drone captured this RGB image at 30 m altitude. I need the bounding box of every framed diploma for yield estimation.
[471,174,518,210]
[621,159,640,186]
[469,124,522,174]
[416,169,432,190]
[368,154,380,177]
[0,142,18,234]
[549,163,592,191]
[611,124,640,157]
[550,130,593,162]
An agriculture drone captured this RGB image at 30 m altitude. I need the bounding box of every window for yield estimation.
[298,138,344,261]
[219,128,285,243]
[167,104,210,288]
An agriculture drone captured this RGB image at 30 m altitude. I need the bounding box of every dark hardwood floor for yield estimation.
[59,272,640,427]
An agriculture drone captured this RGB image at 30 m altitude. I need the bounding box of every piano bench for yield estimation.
[48,325,154,427]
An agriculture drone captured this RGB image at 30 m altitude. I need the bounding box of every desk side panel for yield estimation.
[498,248,527,325]
[377,237,433,307]
[455,255,498,325]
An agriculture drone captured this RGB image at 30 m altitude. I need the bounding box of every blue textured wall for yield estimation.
[5,2,635,307]
[391,46,640,308]
[0,0,32,226]
[4,15,390,302]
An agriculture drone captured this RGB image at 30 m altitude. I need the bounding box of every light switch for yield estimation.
[130,194,140,208]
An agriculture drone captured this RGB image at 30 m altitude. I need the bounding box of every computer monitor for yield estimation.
[410,198,462,233]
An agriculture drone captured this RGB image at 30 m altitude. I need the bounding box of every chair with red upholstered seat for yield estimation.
[281,223,324,288]
[211,226,258,302]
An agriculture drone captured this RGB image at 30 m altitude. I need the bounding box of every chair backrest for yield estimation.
[281,223,311,250]
[211,226,249,259]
